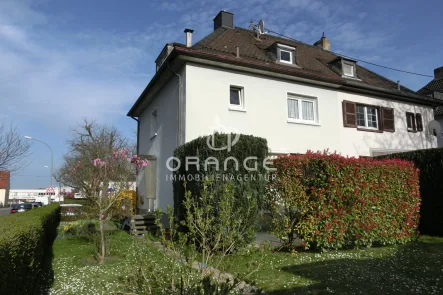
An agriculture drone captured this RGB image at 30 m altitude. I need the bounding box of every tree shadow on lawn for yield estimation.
[266,239,443,295]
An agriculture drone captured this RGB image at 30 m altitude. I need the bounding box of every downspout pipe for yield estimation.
[130,116,140,155]
[167,62,183,147]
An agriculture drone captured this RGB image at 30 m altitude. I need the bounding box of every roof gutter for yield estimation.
[166,62,183,146]
[127,49,179,117]
[127,46,443,117]
[130,116,140,154]
[175,47,443,107]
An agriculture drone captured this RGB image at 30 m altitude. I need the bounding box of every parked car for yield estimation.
[10,203,33,214]
[31,202,43,208]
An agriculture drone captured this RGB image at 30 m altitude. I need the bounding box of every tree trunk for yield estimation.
[99,217,105,264]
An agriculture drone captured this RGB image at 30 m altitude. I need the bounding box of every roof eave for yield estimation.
[175,47,443,106]
[127,49,179,117]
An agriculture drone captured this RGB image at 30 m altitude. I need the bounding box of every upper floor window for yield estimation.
[277,44,295,65]
[229,86,245,110]
[287,94,318,124]
[357,105,378,129]
[406,112,423,132]
[342,100,395,132]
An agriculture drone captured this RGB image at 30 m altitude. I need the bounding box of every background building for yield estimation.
[0,171,10,207]
[9,186,75,204]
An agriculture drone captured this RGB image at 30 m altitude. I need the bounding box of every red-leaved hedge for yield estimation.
[267,152,420,250]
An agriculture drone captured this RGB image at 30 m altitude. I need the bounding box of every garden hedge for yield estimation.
[173,133,269,246]
[376,147,443,236]
[267,152,420,250]
[0,203,60,294]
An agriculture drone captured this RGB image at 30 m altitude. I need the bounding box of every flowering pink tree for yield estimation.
[56,120,149,264]
[87,149,148,263]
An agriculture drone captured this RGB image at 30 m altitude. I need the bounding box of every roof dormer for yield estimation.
[330,57,358,79]
[268,43,297,67]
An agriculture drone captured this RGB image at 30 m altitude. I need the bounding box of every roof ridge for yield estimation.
[233,27,338,56]
[234,27,417,94]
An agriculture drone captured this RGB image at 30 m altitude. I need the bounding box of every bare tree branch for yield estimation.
[0,120,31,172]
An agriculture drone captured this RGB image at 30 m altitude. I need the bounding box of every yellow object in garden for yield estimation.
[117,190,136,213]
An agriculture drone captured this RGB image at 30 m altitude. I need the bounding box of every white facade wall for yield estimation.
[185,63,437,157]
[0,189,7,207]
[138,67,184,211]
[137,62,437,211]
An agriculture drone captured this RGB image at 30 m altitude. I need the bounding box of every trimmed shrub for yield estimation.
[267,152,420,250]
[376,148,443,236]
[173,133,269,247]
[0,203,60,294]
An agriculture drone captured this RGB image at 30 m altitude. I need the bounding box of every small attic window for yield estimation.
[280,50,292,64]
[342,60,357,78]
[277,44,295,65]
[343,63,354,77]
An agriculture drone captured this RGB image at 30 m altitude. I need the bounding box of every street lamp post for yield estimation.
[24,136,53,187]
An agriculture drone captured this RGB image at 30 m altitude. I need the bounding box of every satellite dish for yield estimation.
[428,120,441,137]
[258,20,265,34]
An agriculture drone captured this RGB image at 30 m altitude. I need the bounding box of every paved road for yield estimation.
[0,208,11,216]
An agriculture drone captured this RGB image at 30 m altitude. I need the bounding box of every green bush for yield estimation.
[173,133,269,247]
[376,148,443,236]
[0,203,60,294]
[267,152,420,250]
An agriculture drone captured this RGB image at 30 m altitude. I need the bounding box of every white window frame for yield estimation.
[278,44,295,65]
[287,94,319,125]
[342,60,357,78]
[343,63,354,77]
[279,49,292,64]
[357,105,379,130]
[229,86,246,112]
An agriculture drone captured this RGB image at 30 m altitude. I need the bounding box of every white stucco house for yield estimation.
[128,11,443,213]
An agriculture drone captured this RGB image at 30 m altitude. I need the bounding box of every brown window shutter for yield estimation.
[381,107,395,132]
[342,101,357,128]
[416,113,423,131]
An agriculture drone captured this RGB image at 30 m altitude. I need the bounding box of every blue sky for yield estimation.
[1,0,442,189]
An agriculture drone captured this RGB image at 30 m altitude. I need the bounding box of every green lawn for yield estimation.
[223,236,443,294]
[50,227,443,294]
[49,228,169,295]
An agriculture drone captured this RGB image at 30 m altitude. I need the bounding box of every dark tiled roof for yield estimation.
[418,79,443,117]
[192,27,417,95]
[418,79,443,94]
[127,26,443,117]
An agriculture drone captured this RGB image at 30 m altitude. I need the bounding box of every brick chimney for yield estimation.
[313,32,331,51]
[435,66,443,80]
[213,11,234,31]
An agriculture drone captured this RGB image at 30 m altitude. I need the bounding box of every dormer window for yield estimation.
[329,57,358,79]
[277,44,295,65]
[279,49,292,64]
[341,60,357,78]
[343,62,355,77]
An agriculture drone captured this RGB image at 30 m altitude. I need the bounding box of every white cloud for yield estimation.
[0,1,184,132]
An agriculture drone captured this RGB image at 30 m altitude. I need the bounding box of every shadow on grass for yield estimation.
[266,239,443,295]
